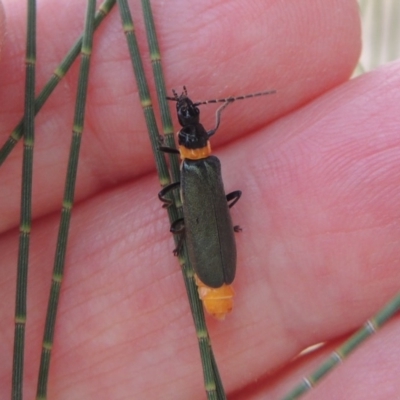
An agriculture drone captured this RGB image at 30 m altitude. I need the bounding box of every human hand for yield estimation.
[1,1,400,399]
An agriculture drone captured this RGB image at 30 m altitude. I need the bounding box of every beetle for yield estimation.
[159,87,275,318]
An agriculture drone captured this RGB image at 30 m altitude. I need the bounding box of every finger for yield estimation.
[0,0,360,232]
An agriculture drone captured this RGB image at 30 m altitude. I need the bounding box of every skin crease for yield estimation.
[1,0,400,399]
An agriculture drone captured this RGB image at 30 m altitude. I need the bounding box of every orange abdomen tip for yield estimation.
[195,276,235,320]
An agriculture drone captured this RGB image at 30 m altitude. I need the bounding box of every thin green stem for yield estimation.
[118,1,225,398]
[141,0,225,397]
[178,251,220,400]
[281,291,400,400]
[0,0,116,167]
[140,0,180,183]
[117,0,169,184]
[36,2,96,399]
[12,1,36,399]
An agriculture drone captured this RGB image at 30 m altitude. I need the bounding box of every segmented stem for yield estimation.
[141,1,226,397]
[12,1,36,399]
[0,0,116,166]
[117,0,169,184]
[141,0,180,183]
[281,291,400,399]
[36,2,96,398]
[118,1,224,398]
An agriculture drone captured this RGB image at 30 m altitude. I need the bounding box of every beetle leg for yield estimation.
[159,146,180,154]
[226,190,242,232]
[158,181,181,208]
[170,218,185,255]
[226,190,241,208]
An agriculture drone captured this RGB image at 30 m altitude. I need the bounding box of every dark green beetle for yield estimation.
[159,87,274,318]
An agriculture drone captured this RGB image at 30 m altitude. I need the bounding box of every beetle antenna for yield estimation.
[194,89,276,106]
[207,101,232,137]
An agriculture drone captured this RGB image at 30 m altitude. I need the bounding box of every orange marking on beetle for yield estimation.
[195,275,235,320]
[179,143,211,160]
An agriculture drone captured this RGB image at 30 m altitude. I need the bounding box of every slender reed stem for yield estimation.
[142,1,226,395]
[36,2,96,398]
[118,1,225,398]
[281,291,400,400]
[12,1,36,399]
[140,0,180,182]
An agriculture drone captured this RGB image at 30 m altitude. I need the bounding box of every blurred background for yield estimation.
[357,0,400,74]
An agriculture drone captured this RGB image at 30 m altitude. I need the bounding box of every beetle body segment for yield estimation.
[181,155,237,288]
[195,276,235,320]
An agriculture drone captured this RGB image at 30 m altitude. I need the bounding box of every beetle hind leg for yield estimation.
[226,190,242,232]
[226,190,241,208]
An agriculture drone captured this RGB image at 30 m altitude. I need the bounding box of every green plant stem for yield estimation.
[12,1,36,399]
[36,1,96,398]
